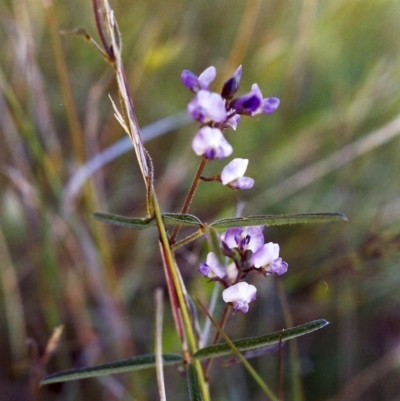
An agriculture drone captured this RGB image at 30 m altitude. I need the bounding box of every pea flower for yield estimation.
[222,282,257,313]
[222,226,264,254]
[221,158,254,190]
[181,66,216,93]
[250,242,288,275]
[192,127,233,159]
[199,252,226,279]
[232,83,280,116]
[187,90,227,124]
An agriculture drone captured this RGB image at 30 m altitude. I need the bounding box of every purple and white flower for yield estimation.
[222,226,264,254]
[221,158,254,190]
[192,127,233,159]
[199,252,226,279]
[181,66,216,93]
[250,242,288,275]
[232,83,280,117]
[222,282,257,313]
[187,90,227,124]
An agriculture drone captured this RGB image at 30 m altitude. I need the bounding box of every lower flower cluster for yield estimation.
[199,226,288,313]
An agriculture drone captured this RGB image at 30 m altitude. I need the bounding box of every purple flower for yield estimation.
[232,84,280,116]
[221,158,254,190]
[221,65,242,100]
[192,127,233,159]
[199,252,226,279]
[187,90,227,124]
[222,226,264,253]
[181,66,216,93]
[222,282,257,313]
[250,242,288,275]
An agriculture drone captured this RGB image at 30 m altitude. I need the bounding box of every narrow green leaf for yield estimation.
[162,213,203,227]
[93,212,155,229]
[40,354,183,386]
[211,213,347,229]
[193,319,329,360]
[187,363,204,401]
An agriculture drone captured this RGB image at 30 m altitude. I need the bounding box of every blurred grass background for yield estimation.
[1,0,400,400]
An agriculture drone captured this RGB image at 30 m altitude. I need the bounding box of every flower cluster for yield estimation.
[199,226,288,313]
[181,66,280,190]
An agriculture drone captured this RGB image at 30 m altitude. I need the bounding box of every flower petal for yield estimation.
[222,282,257,313]
[250,242,280,268]
[221,65,242,100]
[198,66,216,89]
[181,69,200,92]
[192,127,233,160]
[199,252,226,278]
[261,97,280,114]
[187,90,227,123]
[221,158,249,185]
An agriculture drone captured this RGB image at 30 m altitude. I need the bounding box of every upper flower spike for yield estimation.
[181,66,216,93]
[232,84,280,116]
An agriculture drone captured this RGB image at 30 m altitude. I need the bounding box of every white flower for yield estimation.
[250,242,288,275]
[220,158,254,190]
[222,282,257,313]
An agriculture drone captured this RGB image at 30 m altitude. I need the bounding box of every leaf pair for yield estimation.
[40,319,328,385]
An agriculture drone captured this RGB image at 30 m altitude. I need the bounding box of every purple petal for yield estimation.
[229,177,254,190]
[267,258,288,275]
[261,97,280,114]
[223,226,264,252]
[221,65,242,100]
[181,70,200,92]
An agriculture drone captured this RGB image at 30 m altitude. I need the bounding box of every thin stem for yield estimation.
[276,277,304,401]
[170,157,208,244]
[197,298,280,401]
[152,193,210,401]
[154,288,166,401]
[203,303,231,379]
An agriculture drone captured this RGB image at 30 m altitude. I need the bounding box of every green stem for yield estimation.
[151,193,210,401]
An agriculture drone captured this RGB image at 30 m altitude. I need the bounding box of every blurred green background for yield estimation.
[1,0,400,400]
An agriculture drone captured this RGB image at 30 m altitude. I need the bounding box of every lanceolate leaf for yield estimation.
[211,213,347,229]
[93,212,203,230]
[40,354,183,386]
[93,212,155,229]
[187,363,204,401]
[162,213,203,227]
[193,319,329,360]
